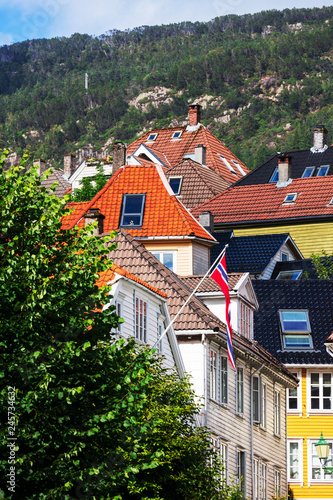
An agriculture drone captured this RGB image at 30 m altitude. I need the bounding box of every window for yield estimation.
[237,450,246,495]
[269,167,279,183]
[288,372,301,412]
[134,296,147,342]
[147,133,157,141]
[288,440,302,481]
[274,390,281,436]
[219,154,237,174]
[281,252,289,261]
[220,356,228,404]
[157,312,165,354]
[120,194,145,227]
[253,376,261,423]
[253,458,259,500]
[232,160,246,176]
[151,251,176,272]
[210,350,217,400]
[261,462,267,500]
[283,193,297,203]
[274,469,281,497]
[261,382,267,429]
[302,166,315,178]
[240,303,251,339]
[309,372,332,410]
[317,165,329,176]
[279,309,313,350]
[168,177,183,195]
[171,131,182,139]
[276,270,302,280]
[113,299,124,335]
[221,442,228,482]
[237,367,244,414]
[310,440,333,480]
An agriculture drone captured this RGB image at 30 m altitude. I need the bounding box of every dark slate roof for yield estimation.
[252,280,333,365]
[234,146,333,187]
[271,256,333,280]
[211,232,290,274]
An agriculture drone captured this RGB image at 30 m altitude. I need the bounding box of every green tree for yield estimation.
[310,250,333,279]
[72,163,109,202]
[0,151,234,499]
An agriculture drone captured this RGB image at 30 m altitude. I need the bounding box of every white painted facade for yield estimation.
[69,160,114,193]
[260,238,304,279]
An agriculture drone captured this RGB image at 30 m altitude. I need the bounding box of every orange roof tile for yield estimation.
[191,176,333,224]
[62,164,215,241]
[127,125,249,183]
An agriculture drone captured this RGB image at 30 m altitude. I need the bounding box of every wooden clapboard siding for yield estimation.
[144,240,193,276]
[220,221,333,258]
[192,242,210,275]
[261,242,300,279]
[287,367,333,500]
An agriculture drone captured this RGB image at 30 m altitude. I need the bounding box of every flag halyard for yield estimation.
[211,254,236,371]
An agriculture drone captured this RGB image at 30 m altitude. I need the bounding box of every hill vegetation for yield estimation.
[2,6,333,169]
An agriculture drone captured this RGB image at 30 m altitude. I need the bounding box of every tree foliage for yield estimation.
[72,164,109,202]
[310,250,333,279]
[0,151,235,499]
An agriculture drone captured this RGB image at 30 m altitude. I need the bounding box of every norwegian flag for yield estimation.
[211,253,236,370]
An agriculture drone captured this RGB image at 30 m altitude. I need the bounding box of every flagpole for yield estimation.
[152,243,229,349]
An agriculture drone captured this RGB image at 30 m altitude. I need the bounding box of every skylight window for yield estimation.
[302,167,315,178]
[283,193,297,203]
[269,167,279,183]
[232,160,246,176]
[171,131,182,139]
[316,165,329,177]
[218,154,237,174]
[279,310,313,350]
[147,133,157,142]
[169,177,182,195]
[276,270,302,280]
[120,194,146,227]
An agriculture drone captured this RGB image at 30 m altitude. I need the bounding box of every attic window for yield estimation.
[171,131,182,139]
[232,160,246,176]
[279,309,313,350]
[169,177,183,195]
[316,165,329,176]
[269,167,279,183]
[147,133,157,142]
[302,167,315,178]
[283,193,297,203]
[276,270,302,280]
[120,194,146,227]
[218,154,237,174]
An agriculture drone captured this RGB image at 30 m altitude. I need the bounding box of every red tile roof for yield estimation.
[127,125,249,183]
[192,176,333,224]
[62,164,215,241]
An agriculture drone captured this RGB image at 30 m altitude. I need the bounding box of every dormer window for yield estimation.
[169,177,182,195]
[232,160,246,176]
[147,133,157,142]
[120,194,146,227]
[218,154,237,174]
[171,131,182,139]
[302,167,315,178]
[283,193,297,203]
[316,165,329,176]
[269,167,279,183]
[279,309,313,350]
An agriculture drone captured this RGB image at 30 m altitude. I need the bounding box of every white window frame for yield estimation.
[218,154,237,174]
[151,250,177,273]
[133,294,147,343]
[316,165,329,176]
[146,133,157,141]
[287,370,302,414]
[288,439,303,484]
[269,167,278,183]
[210,349,217,401]
[253,457,259,500]
[281,251,289,261]
[302,166,315,178]
[274,389,281,437]
[252,375,261,424]
[261,381,267,430]
[240,302,251,340]
[237,449,246,496]
[171,130,182,140]
[232,159,246,176]
[221,441,228,483]
[276,270,302,280]
[220,355,228,405]
[157,312,165,354]
[279,309,313,351]
[168,176,183,195]
[274,468,281,498]
[307,371,332,413]
[307,438,333,484]
[261,462,267,500]
[237,367,244,415]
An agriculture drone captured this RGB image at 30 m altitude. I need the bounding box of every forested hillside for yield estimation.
[2,6,333,169]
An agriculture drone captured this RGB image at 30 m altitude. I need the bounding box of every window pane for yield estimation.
[122,214,141,225]
[163,253,174,270]
[285,335,311,348]
[124,196,143,213]
[169,178,181,194]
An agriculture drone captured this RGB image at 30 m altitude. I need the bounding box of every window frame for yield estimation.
[168,176,183,195]
[261,462,267,500]
[232,160,246,176]
[253,457,260,500]
[218,154,237,175]
[283,193,298,204]
[237,449,246,496]
[133,294,148,343]
[274,468,282,498]
[279,309,313,351]
[308,438,333,482]
[307,371,332,413]
[221,441,228,483]
[146,133,157,142]
[261,381,267,429]
[302,166,315,178]
[252,375,261,424]
[220,355,228,405]
[269,167,279,183]
[120,193,146,228]
[287,438,303,483]
[171,130,182,140]
[274,389,281,437]
[276,270,302,280]
[316,165,329,177]
[210,349,217,401]
[237,367,244,415]
[287,370,302,413]
[151,250,177,272]
[240,302,251,339]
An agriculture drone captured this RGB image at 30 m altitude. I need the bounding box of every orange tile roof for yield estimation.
[96,264,167,298]
[192,176,333,224]
[127,125,249,183]
[62,164,215,241]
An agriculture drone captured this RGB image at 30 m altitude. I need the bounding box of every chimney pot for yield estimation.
[195,144,206,165]
[34,158,46,175]
[188,104,201,127]
[199,211,214,233]
[277,154,292,183]
[112,142,127,174]
[84,208,105,235]
[313,124,328,149]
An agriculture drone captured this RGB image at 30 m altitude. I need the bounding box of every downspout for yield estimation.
[202,333,207,426]
[251,364,264,500]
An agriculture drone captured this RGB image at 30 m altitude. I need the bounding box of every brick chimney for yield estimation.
[84,208,105,236]
[313,124,328,149]
[34,158,46,175]
[64,153,76,179]
[112,142,127,174]
[199,211,214,233]
[195,144,206,165]
[277,154,292,183]
[189,104,201,127]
